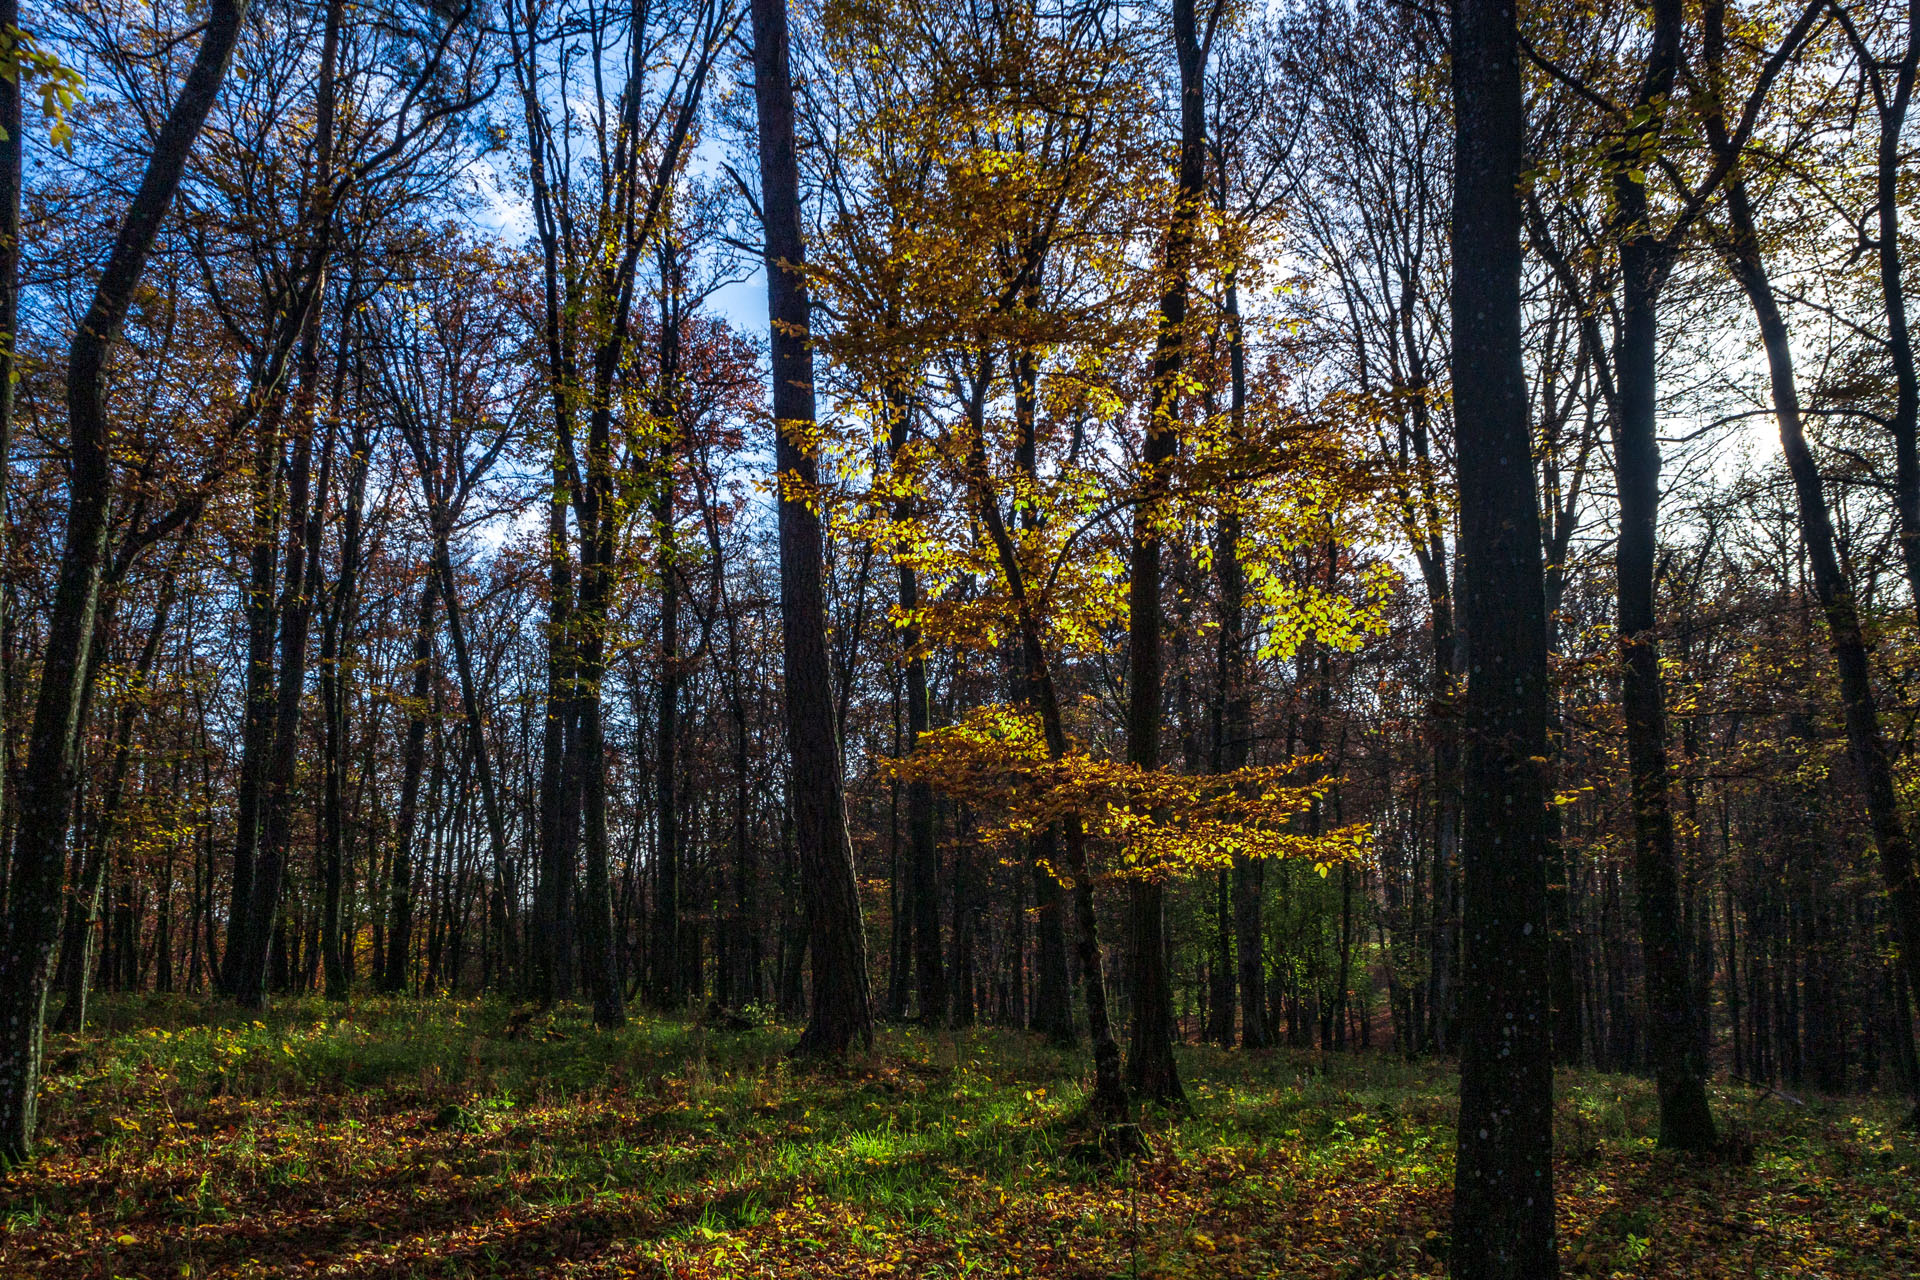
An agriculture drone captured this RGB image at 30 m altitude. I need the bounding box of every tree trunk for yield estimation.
[0,0,18,911]
[653,478,682,1007]
[962,368,1130,1122]
[224,406,286,993]
[886,386,948,1027]
[752,0,874,1058]
[1866,6,1920,619]
[381,577,437,993]
[1447,0,1559,1268]
[1602,0,1716,1150]
[55,556,184,1031]
[1217,271,1267,1053]
[1123,0,1208,1111]
[318,307,362,1004]
[234,295,330,1009]
[0,0,249,1162]
[532,468,577,1004]
[431,535,515,989]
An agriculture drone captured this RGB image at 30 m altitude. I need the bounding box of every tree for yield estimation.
[1123,0,1221,1111]
[0,0,250,1166]
[752,0,875,1057]
[1447,0,1558,1269]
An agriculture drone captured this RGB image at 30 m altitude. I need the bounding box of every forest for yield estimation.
[0,0,1917,1276]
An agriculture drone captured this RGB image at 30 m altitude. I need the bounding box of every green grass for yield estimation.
[1,994,1914,1278]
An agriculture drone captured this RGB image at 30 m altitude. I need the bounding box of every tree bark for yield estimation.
[54,554,184,1031]
[961,366,1130,1121]
[752,0,874,1057]
[532,468,576,1003]
[233,294,330,1009]
[318,302,363,1004]
[653,473,682,1007]
[1856,1,1920,618]
[1448,0,1559,1268]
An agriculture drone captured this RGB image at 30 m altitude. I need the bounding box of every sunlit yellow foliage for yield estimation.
[888,705,1370,882]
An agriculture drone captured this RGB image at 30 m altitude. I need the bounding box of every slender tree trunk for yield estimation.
[1448,0,1559,1268]
[318,314,362,1004]
[1215,274,1267,1052]
[1206,869,1233,1042]
[1603,0,1716,1149]
[1614,234,1715,1148]
[224,411,285,992]
[0,0,18,893]
[234,302,329,1009]
[0,0,249,1162]
[381,576,437,993]
[753,0,873,1057]
[55,558,183,1030]
[533,468,576,1003]
[653,479,682,1007]
[886,386,948,1026]
[1868,4,1920,618]
[962,373,1130,1123]
[1003,358,1069,1045]
[431,535,515,988]
[232,0,342,1009]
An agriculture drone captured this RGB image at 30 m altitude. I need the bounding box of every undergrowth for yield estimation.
[0,994,1913,1278]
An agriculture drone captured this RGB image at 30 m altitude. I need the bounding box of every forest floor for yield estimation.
[0,997,1913,1279]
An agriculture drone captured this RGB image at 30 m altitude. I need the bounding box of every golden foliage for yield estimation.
[888,705,1370,882]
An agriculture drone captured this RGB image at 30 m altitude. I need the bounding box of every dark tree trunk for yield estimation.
[1028,835,1074,1044]
[1123,0,1208,1111]
[224,411,285,993]
[231,0,342,1009]
[0,0,17,908]
[234,297,329,1009]
[572,519,625,1027]
[0,0,249,1162]
[885,386,948,1027]
[752,0,874,1058]
[904,606,945,1025]
[431,536,515,990]
[1603,0,1717,1151]
[55,557,184,1031]
[318,303,363,1004]
[533,470,576,1004]
[381,577,437,993]
[1860,6,1920,618]
[1448,0,1559,1269]
[1217,273,1267,1053]
[1207,869,1234,1043]
[653,476,682,1008]
[961,365,1130,1120]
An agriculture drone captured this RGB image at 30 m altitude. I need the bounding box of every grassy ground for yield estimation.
[0,996,1914,1278]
